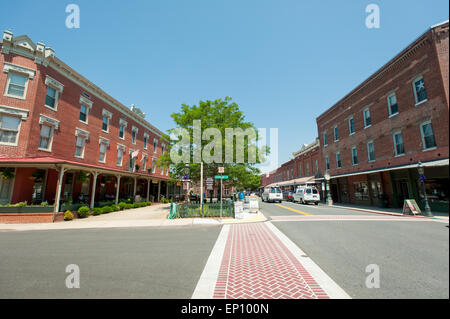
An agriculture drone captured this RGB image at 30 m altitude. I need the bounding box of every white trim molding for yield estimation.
[0,105,29,120]
[45,75,64,93]
[39,114,60,130]
[3,62,35,79]
[75,128,89,139]
[80,95,93,109]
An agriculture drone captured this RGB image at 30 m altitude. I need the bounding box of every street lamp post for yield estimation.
[184,164,190,203]
[417,161,432,217]
[324,172,333,206]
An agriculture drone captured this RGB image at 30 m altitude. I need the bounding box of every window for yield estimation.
[353,182,369,201]
[393,132,405,156]
[420,122,437,150]
[144,136,148,149]
[131,131,136,144]
[116,147,124,166]
[152,158,156,173]
[387,93,398,116]
[80,104,88,123]
[161,143,166,154]
[323,132,328,146]
[413,76,427,104]
[102,116,109,132]
[38,125,53,151]
[119,125,125,139]
[336,152,341,168]
[75,136,85,158]
[0,115,21,145]
[298,164,302,177]
[142,155,148,171]
[363,108,371,128]
[334,126,339,141]
[306,162,310,176]
[45,86,57,109]
[129,151,136,171]
[367,141,375,162]
[315,159,318,174]
[5,72,28,98]
[351,147,358,165]
[348,117,355,135]
[99,143,107,162]
[153,139,158,153]
[325,156,330,170]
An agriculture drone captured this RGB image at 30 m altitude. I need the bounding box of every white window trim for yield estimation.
[79,96,93,125]
[161,142,166,154]
[363,108,371,129]
[333,126,339,142]
[143,132,149,149]
[420,121,437,151]
[367,141,375,163]
[119,118,128,140]
[38,125,55,152]
[101,109,112,133]
[387,92,398,118]
[44,75,64,111]
[116,143,126,166]
[142,152,148,171]
[98,137,110,163]
[131,126,139,145]
[152,157,157,173]
[0,114,22,146]
[3,71,30,100]
[392,131,405,157]
[153,138,158,153]
[336,152,341,169]
[323,131,328,147]
[348,117,355,136]
[412,76,428,106]
[351,146,358,166]
[325,156,330,170]
[74,128,89,159]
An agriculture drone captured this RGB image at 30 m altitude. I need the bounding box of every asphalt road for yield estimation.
[0,225,221,298]
[260,200,449,299]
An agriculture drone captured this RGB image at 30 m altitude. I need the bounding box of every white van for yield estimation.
[262,186,283,203]
[293,186,320,205]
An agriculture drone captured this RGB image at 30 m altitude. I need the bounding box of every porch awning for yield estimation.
[265,176,316,188]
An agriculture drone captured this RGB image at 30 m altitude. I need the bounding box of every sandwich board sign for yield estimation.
[402,199,421,215]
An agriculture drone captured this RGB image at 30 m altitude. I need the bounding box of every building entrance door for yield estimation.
[0,176,14,205]
[396,181,410,205]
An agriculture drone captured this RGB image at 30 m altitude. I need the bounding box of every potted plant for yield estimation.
[1,168,14,180]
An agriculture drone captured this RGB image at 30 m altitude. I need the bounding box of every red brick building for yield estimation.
[260,138,322,192]
[316,21,449,212]
[0,30,170,218]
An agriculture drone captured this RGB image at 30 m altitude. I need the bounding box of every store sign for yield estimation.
[402,199,421,215]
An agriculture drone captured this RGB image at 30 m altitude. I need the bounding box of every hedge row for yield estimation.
[63,201,152,221]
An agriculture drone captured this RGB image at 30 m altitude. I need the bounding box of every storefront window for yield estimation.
[418,179,449,204]
[353,182,369,201]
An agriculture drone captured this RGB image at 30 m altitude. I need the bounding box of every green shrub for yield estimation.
[125,203,133,210]
[40,201,49,206]
[64,210,74,221]
[101,206,113,214]
[118,202,127,210]
[111,204,120,212]
[92,207,102,216]
[14,201,27,207]
[77,206,90,218]
[132,203,140,208]
[147,201,152,206]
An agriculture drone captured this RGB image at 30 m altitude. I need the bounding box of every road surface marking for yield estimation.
[270,215,436,222]
[275,204,312,216]
[192,225,230,299]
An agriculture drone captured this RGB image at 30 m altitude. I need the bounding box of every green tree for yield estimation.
[158,97,267,190]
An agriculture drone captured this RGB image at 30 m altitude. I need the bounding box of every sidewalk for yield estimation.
[329,202,449,220]
[0,203,268,231]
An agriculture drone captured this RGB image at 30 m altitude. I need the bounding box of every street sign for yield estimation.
[214,175,228,179]
[206,177,214,190]
[218,167,225,174]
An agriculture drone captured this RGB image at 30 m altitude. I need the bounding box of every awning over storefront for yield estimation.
[265,176,316,188]
[325,158,449,180]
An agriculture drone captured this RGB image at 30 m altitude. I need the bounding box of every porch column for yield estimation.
[157,180,161,202]
[146,179,150,202]
[115,175,121,205]
[166,182,169,198]
[90,171,99,209]
[133,177,137,197]
[52,166,67,222]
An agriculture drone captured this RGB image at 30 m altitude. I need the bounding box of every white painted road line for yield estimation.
[265,221,352,299]
[191,224,230,299]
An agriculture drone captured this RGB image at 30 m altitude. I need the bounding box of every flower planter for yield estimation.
[0,206,54,213]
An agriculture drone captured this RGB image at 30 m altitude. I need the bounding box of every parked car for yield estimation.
[293,186,320,205]
[262,186,283,203]
[282,191,294,202]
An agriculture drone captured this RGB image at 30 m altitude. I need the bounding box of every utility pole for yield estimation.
[200,161,203,215]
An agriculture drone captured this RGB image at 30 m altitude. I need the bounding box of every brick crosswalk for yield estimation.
[212,223,329,299]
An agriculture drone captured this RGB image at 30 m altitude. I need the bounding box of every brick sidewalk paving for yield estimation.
[212,223,329,299]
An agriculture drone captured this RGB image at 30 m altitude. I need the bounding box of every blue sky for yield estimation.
[1,0,448,172]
